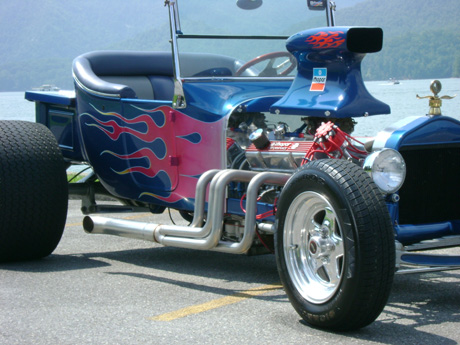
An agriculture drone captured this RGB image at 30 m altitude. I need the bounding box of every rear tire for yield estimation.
[275,159,395,331]
[0,121,68,262]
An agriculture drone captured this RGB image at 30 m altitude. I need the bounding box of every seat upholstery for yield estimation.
[72,51,242,100]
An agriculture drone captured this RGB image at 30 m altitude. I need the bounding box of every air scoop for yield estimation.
[270,27,390,118]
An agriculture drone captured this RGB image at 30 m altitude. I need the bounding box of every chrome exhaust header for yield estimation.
[83,215,160,242]
[83,169,290,254]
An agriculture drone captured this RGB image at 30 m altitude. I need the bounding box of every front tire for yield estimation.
[275,159,395,331]
[0,121,68,262]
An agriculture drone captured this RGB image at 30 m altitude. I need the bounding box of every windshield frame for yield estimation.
[165,0,332,107]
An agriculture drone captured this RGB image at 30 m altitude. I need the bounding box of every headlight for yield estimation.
[363,149,406,194]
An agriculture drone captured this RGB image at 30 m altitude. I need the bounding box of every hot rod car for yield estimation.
[1,0,459,331]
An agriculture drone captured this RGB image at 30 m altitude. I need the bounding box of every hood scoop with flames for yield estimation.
[270,27,390,118]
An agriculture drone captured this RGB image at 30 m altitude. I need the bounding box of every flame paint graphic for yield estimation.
[177,133,202,144]
[102,146,166,177]
[82,104,165,142]
[138,174,201,203]
[306,31,345,49]
[83,104,225,205]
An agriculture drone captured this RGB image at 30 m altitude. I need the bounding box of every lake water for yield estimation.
[1,78,459,137]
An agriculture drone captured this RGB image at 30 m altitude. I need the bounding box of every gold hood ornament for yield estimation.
[416,80,456,116]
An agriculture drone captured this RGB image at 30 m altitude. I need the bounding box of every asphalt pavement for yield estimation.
[1,200,460,344]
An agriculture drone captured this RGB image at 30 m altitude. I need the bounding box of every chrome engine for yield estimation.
[245,140,312,172]
[227,112,364,173]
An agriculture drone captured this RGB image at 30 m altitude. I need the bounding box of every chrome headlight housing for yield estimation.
[363,149,406,194]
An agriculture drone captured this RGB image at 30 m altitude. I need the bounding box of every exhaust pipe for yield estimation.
[83,170,290,254]
[214,171,289,253]
[83,216,160,242]
[83,169,221,242]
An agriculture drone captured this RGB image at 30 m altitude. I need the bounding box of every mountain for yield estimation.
[334,0,460,80]
[0,0,459,91]
[0,1,168,64]
[0,0,169,91]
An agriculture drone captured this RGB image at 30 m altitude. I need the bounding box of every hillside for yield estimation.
[0,0,459,91]
[0,0,169,91]
[335,0,460,80]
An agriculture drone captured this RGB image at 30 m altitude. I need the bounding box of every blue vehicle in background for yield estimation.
[1,0,459,331]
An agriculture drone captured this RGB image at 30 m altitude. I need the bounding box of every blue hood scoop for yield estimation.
[270,27,390,118]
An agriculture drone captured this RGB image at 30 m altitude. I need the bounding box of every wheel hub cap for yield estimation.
[283,191,345,304]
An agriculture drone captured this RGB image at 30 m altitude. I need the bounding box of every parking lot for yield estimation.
[1,200,460,344]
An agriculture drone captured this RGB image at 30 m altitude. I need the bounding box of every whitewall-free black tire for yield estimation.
[275,159,395,331]
[0,121,68,262]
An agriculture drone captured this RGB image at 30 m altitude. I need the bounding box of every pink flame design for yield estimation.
[102,147,166,178]
[85,104,225,204]
[84,104,165,142]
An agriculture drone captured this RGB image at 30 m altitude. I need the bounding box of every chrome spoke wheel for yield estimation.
[276,160,395,330]
[283,191,344,304]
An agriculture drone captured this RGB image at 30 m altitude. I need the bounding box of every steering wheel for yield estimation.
[235,51,296,77]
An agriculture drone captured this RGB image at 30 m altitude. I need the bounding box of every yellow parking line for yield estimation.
[151,283,283,321]
[64,213,282,321]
